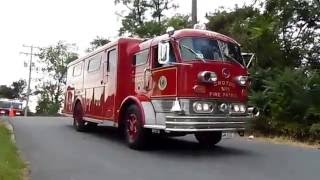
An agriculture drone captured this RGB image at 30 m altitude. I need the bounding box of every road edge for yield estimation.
[0,118,31,180]
[2,119,16,142]
[244,134,320,150]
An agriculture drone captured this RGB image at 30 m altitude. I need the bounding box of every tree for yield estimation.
[115,0,149,36]
[11,79,26,99]
[86,36,110,52]
[149,0,178,24]
[165,14,190,30]
[0,80,26,99]
[35,82,61,115]
[0,85,14,99]
[264,0,320,69]
[115,0,178,37]
[37,41,78,114]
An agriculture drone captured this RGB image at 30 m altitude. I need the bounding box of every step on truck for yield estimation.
[63,25,258,149]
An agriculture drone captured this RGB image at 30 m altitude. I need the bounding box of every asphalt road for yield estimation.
[5,116,320,180]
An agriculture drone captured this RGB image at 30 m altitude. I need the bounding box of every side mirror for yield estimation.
[158,42,170,65]
[241,53,255,68]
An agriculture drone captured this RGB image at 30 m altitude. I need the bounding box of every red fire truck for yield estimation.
[0,98,24,116]
[64,26,257,149]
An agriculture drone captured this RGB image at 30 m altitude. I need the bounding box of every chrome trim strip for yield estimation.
[165,121,246,125]
[166,115,252,120]
[165,128,245,132]
[144,124,246,132]
[144,125,166,129]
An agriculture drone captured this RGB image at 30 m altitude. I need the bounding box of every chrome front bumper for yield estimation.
[164,115,252,132]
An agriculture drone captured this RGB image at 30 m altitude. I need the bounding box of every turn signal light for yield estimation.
[235,76,248,86]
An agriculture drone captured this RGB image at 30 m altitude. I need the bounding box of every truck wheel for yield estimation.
[124,104,148,149]
[195,131,222,147]
[73,103,86,132]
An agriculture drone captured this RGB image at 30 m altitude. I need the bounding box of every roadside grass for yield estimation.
[0,122,25,180]
[249,133,320,149]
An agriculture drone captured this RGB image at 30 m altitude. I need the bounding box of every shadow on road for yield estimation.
[65,124,256,157]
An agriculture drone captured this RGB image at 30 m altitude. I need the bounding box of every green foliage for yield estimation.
[37,42,78,115]
[265,0,320,68]
[0,80,26,99]
[86,36,110,52]
[10,80,27,99]
[0,85,14,99]
[115,0,181,37]
[165,14,190,30]
[0,123,25,180]
[249,68,320,139]
[309,123,320,140]
[35,83,62,116]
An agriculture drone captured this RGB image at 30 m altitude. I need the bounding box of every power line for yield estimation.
[20,45,40,117]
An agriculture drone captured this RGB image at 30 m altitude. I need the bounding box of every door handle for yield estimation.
[143,68,151,90]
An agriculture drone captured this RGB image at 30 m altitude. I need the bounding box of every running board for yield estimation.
[83,117,118,127]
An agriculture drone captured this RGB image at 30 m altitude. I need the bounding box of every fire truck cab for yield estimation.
[0,98,24,116]
[64,27,256,149]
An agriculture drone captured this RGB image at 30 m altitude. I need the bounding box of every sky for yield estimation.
[0,0,251,110]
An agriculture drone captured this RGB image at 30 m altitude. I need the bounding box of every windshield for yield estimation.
[12,103,23,109]
[0,101,11,109]
[179,37,244,65]
[0,101,22,109]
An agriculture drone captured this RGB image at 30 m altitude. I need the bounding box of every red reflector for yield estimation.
[193,85,206,94]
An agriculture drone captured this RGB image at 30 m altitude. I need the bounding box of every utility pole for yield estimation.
[192,0,197,26]
[20,45,40,117]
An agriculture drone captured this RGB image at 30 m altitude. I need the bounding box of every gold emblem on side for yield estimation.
[158,76,167,91]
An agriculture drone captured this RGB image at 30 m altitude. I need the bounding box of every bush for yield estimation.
[309,123,320,140]
[249,68,320,140]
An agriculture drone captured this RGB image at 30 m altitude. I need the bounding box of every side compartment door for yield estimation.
[65,62,83,114]
[84,53,103,117]
[102,48,118,119]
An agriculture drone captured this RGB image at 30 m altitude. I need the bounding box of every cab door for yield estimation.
[149,44,177,98]
[102,48,118,119]
[133,49,152,96]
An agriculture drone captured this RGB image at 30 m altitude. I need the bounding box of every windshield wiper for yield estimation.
[181,45,206,63]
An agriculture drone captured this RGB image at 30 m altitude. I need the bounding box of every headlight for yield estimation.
[193,102,214,113]
[239,104,246,113]
[198,71,218,83]
[230,104,246,113]
[235,76,248,86]
[234,105,240,112]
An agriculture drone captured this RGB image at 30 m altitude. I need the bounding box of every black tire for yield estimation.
[195,131,222,147]
[124,104,149,149]
[73,102,87,132]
